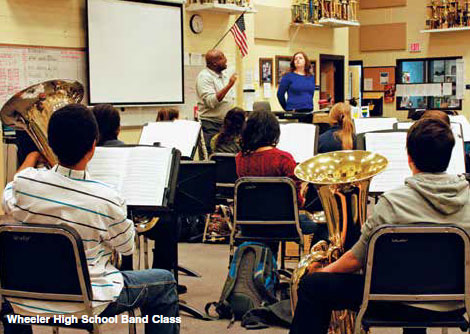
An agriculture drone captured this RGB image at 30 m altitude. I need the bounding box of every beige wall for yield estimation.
[349,0,470,120]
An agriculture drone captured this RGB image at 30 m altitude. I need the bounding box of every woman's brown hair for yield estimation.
[329,102,354,150]
[290,51,312,76]
[156,108,179,122]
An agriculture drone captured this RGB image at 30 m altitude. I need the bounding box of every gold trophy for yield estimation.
[292,0,303,23]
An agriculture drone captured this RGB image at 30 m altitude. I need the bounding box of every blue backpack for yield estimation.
[205,242,279,322]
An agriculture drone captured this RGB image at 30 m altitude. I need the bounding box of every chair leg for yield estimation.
[280,241,286,270]
[52,327,59,334]
[128,309,137,334]
[144,236,149,269]
[202,214,211,242]
[136,233,141,270]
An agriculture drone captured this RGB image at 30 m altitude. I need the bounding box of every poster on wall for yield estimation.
[364,78,373,91]
[380,72,389,85]
[384,84,395,103]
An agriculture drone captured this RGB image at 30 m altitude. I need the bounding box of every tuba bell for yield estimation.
[291,150,388,334]
[0,80,84,166]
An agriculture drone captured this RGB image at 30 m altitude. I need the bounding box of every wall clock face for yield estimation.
[190,14,203,34]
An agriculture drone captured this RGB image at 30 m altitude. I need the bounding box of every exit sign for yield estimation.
[409,43,421,52]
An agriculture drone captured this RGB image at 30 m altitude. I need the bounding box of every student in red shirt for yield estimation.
[235,111,328,247]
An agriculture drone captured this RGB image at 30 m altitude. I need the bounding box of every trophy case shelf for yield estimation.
[186,3,256,13]
[318,18,360,27]
[420,26,470,32]
[290,22,323,28]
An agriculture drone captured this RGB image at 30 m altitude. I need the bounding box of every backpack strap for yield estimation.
[251,244,279,304]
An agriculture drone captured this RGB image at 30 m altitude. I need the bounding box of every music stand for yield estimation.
[175,161,216,215]
[174,161,216,320]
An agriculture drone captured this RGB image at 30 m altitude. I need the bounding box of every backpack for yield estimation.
[205,242,279,323]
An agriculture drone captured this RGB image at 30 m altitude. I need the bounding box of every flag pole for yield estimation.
[212,10,248,50]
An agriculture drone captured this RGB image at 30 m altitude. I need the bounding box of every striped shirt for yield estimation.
[2,165,135,315]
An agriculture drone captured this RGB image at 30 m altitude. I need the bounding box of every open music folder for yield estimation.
[365,128,465,193]
[277,123,318,163]
[88,146,178,208]
[139,120,201,158]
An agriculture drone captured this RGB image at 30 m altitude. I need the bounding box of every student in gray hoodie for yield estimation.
[290,118,470,334]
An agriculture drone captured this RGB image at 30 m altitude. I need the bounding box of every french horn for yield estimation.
[291,150,388,334]
[0,80,85,166]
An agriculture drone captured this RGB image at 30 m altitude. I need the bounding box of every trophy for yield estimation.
[442,0,450,28]
[350,0,358,21]
[292,0,303,23]
[301,0,309,22]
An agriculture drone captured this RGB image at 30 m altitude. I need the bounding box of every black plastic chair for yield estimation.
[355,224,470,334]
[231,177,304,271]
[0,223,136,334]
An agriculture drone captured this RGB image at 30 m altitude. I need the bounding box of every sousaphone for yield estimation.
[291,150,388,334]
[0,80,84,166]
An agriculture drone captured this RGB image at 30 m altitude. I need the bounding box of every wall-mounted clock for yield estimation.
[190,14,204,34]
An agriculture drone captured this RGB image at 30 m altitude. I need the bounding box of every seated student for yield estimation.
[290,118,470,334]
[2,104,179,334]
[318,102,356,153]
[420,109,450,125]
[236,111,326,242]
[156,108,179,122]
[210,107,246,154]
[304,102,356,213]
[92,104,125,146]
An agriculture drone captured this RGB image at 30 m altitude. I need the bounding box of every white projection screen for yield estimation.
[87,0,184,105]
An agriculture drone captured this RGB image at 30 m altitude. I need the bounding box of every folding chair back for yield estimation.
[0,223,91,302]
[355,224,470,334]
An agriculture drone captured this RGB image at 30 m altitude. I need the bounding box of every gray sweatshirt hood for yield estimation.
[405,173,470,215]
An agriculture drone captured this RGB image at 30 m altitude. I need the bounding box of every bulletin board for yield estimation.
[363,66,396,92]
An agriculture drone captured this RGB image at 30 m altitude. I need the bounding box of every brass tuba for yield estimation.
[291,150,388,334]
[0,80,84,166]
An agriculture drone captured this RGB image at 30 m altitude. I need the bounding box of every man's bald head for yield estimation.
[205,49,227,73]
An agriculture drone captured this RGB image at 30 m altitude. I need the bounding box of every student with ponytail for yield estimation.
[304,102,357,215]
[318,102,356,153]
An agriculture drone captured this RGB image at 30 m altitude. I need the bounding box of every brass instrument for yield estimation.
[0,80,84,166]
[291,150,388,334]
[134,215,160,234]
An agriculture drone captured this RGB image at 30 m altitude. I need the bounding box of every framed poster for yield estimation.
[259,58,273,84]
[275,55,291,85]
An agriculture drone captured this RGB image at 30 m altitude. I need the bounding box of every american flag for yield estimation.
[230,14,248,57]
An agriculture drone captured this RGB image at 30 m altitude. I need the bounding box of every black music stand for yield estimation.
[173,160,216,321]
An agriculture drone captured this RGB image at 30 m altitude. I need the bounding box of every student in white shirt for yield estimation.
[2,104,179,334]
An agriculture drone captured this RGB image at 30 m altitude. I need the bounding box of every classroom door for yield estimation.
[320,54,345,105]
[348,60,363,107]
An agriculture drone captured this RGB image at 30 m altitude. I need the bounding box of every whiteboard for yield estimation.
[87,0,184,105]
[0,46,87,108]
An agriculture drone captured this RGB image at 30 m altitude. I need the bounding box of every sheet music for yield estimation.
[448,123,466,175]
[277,123,317,163]
[366,132,410,193]
[139,120,201,157]
[88,146,174,206]
[354,118,397,134]
[366,127,466,193]
[449,115,470,142]
[395,122,413,130]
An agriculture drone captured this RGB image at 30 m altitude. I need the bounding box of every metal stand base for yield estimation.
[178,265,201,277]
[179,301,211,321]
